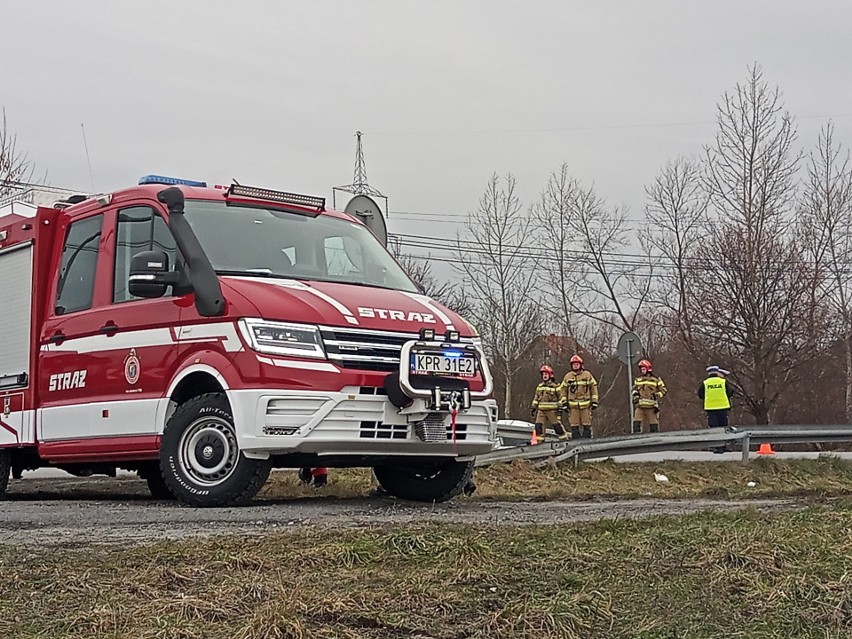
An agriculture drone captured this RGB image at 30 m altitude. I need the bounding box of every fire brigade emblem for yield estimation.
[124,349,140,385]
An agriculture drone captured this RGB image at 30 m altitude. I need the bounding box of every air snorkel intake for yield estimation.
[157,187,225,317]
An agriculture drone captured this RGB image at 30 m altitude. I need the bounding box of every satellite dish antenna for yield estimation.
[344,194,387,246]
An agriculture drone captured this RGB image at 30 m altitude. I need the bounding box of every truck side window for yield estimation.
[113,207,178,303]
[55,214,104,315]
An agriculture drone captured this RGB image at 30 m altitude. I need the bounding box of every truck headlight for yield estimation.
[238,319,325,359]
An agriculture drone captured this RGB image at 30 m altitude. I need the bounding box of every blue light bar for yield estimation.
[443,350,463,358]
[138,174,207,187]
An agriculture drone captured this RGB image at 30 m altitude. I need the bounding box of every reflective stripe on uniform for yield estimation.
[534,381,561,411]
[562,372,598,406]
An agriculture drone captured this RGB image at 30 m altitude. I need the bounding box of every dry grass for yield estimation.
[1,502,851,638]
[258,456,852,502]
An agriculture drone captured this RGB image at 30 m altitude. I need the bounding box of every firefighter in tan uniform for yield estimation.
[631,358,667,434]
[560,355,598,439]
[530,365,569,441]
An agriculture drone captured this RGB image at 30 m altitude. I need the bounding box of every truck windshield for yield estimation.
[182,200,417,292]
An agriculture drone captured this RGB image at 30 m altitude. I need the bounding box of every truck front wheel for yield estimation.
[160,393,271,507]
[373,459,474,503]
[0,449,10,497]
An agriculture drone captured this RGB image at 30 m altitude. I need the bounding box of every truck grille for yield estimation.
[320,326,476,373]
[359,421,408,439]
[320,326,417,372]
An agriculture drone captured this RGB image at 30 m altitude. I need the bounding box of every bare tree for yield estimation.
[642,157,708,327]
[703,65,800,233]
[682,64,814,424]
[801,121,852,420]
[0,108,38,198]
[531,163,581,339]
[566,184,652,332]
[388,240,472,316]
[684,229,819,423]
[531,165,657,409]
[456,174,543,416]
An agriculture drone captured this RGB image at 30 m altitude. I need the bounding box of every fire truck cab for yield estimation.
[0,177,497,506]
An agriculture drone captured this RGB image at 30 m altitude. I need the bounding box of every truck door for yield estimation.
[0,240,35,446]
[38,205,185,454]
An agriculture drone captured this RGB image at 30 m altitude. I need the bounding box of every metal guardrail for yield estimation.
[476,421,852,467]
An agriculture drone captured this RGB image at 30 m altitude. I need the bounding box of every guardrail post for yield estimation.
[741,434,750,464]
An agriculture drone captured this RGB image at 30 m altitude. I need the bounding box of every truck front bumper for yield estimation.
[228,387,499,459]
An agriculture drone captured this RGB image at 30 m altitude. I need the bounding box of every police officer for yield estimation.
[560,355,598,439]
[632,358,667,434]
[531,364,568,441]
[698,366,734,429]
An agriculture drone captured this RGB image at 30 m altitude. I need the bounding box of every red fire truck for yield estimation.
[0,176,496,506]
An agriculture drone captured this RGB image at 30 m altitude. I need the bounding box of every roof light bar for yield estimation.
[226,184,325,214]
[138,175,208,187]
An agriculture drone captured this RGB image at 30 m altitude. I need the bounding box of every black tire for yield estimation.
[0,449,10,497]
[138,463,175,500]
[160,393,271,507]
[373,458,474,503]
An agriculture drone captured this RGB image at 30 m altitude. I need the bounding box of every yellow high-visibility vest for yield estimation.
[703,377,730,410]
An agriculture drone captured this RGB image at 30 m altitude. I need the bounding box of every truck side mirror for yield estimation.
[129,250,180,298]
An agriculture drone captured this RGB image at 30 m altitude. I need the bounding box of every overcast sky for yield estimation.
[4,1,852,248]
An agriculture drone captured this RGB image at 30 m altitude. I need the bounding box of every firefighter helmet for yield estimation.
[570,355,584,366]
[638,358,652,372]
[539,364,554,377]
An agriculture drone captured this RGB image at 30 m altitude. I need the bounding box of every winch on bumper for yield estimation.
[234,329,498,458]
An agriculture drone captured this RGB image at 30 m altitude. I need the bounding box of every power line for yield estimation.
[395,241,692,273]
[391,231,840,273]
[390,209,649,222]
[394,232,671,263]
[398,249,849,278]
[368,112,852,137]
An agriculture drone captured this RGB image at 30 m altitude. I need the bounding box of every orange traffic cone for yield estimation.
[530,428,539,446]
[757,442,775,456]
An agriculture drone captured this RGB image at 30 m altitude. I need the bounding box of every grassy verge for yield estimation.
[2,502,851,638]
[7,458,852,506]
[261,456,852,502]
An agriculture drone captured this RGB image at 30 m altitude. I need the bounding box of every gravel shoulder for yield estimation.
[0,475,800,546]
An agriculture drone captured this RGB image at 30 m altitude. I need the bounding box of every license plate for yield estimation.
[412,353,476,377]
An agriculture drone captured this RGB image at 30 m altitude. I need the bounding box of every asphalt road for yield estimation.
[1,450,842,546]
[0,476,796,546]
